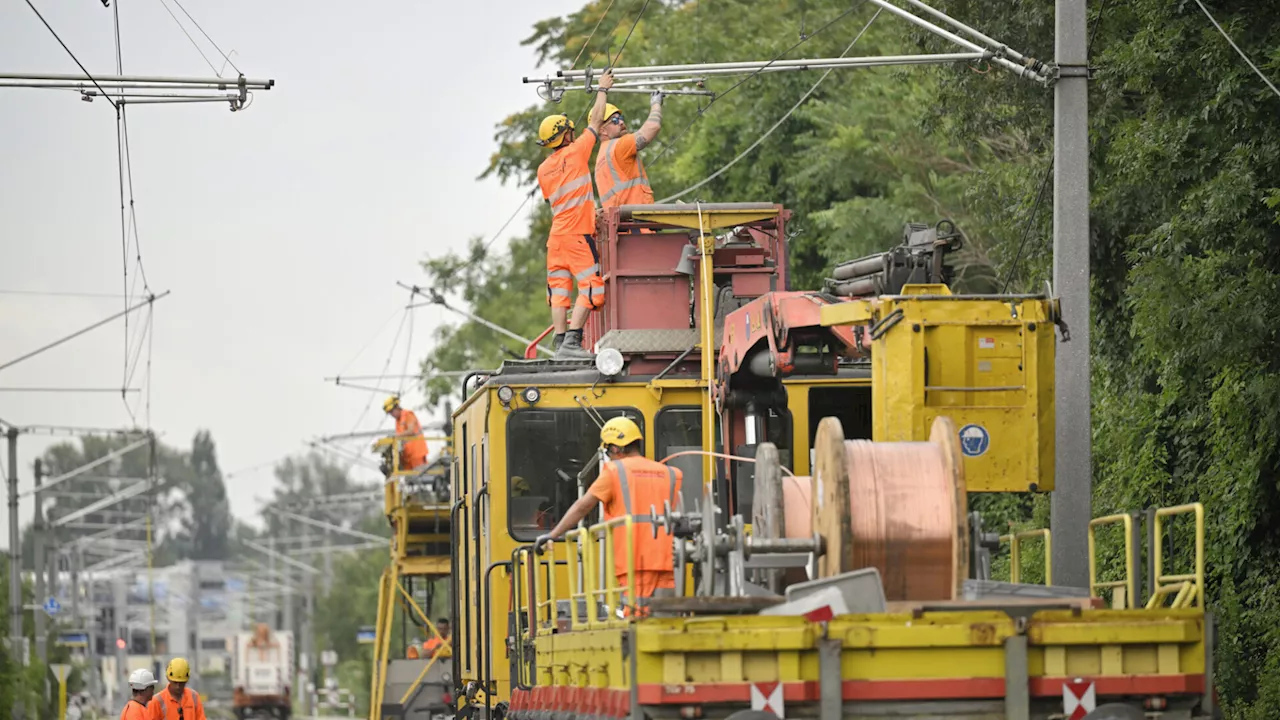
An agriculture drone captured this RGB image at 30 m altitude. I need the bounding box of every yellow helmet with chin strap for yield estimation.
[166,657,191,683]
[600,417,642,449]
[538,114,574,148]
[383,396,400,413]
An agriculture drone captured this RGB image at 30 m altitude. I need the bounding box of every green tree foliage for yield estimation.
[414,0,1280,714]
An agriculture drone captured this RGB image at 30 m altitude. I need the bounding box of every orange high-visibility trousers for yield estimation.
[547,233,605,310]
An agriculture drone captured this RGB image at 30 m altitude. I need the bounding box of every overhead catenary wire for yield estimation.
[22,0,119,109]
[999,0,1109,291]
[156,0,220,75]
[646,1,867,170]
[570,0,619,68]
[0,291,169,374]
[1191,0,1280,100]
[610,0,652,66]
[659,9,882,203]
[172,0,241,75]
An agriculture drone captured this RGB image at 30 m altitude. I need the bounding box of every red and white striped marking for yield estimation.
[1063,678,1096,720]
[750,681,785,718]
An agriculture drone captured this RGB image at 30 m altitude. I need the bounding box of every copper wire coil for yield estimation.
[775,417,969,601]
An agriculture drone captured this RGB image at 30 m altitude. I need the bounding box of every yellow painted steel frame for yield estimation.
[1088,513,1137,609]
[519,608,1207,708]
[820,286,1057,493]
[1001,528,1052,585]
[370,432,453,720]
[563,519,638,628]
[1148,503,1206,610]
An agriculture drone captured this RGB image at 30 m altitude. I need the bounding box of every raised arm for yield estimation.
[634,91,664,151]
[587,70,615,134]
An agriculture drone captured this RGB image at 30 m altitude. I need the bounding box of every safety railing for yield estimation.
[1000,528,1052,585]
[514,516,641,643]
[565,516,637,629]
[1088,513,1136,609]
[1147,503,1205,610]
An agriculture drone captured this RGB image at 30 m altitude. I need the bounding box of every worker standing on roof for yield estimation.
[536,70,615,359]
[147,658,207,720]
[384,396,428,472]
[595,92,664,208]
[538,417,682,601]
[118,669,157,720]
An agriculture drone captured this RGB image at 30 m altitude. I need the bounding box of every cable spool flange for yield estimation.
[809,416,969,601]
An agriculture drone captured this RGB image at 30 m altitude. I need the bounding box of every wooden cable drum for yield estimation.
[811,416,969,601]
[751,444,812,590]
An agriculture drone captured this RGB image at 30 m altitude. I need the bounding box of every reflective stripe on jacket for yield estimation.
[595,134,653,208]
[587,456,681,579]
[149,687,206,720]
[537,129,598,236]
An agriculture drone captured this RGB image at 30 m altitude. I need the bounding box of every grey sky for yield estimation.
[1,0,581,542]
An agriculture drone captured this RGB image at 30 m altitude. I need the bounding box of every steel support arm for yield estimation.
[263,506,389,545]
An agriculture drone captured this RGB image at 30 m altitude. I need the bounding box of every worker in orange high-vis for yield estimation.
[423,617,451,658]
[539,417,682,601]
[595,92,664,209]
[147,658,207,720]
[536,69,615,359]
[119,669,157,720]
[384,396,428,471]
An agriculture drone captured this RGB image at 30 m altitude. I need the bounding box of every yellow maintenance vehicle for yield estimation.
[369,424,457,720]
[442,203,1216,720]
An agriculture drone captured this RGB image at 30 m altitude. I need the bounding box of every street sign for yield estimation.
[50,663,72,720]
[56,632,89,648]
[43,596,61,617]
[321,650,338,666]
[356,627,376,644]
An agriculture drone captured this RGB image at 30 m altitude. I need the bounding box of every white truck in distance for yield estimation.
[232,623,294,719]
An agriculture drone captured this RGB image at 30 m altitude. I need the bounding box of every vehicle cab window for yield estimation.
[507,407,644,541]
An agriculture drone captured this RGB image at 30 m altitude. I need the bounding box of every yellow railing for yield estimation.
[1000,528,1052,585]
[1087,513,1136,609]
[565,516,637,629]
[515,516,641,640]
[1147,503,1205,610]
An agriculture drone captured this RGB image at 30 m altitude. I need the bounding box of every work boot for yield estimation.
[554,329,593,359]
[551,333,566,352]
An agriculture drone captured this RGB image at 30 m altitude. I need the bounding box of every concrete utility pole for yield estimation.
[7,426,22,660]
[34,460,46,666]
[1050,0,1092,589]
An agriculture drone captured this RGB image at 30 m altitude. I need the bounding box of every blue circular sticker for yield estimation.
[958,424,990,457]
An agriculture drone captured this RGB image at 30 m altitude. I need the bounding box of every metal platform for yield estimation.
[597,328,724,355]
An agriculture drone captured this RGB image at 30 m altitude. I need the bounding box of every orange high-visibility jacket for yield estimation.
[595,134,653,208]
[397,409,428,470]
[147,687,206,720]
[118,698,150,720]
[587,456,682,580]
[537,128,598,237]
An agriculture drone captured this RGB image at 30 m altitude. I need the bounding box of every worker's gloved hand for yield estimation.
[534,534,554,554]
[650,90,664,106]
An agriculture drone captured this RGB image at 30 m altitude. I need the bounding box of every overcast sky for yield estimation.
[0,0,581,543]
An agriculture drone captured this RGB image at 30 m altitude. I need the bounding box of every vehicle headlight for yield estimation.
[595,347,624,377]
[497,385,514,404]
[522,386,541,404]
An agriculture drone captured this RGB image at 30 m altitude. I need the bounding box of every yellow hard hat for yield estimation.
[603,103,622,122]
[383,396,400,413]
[600,417,642,448]
[166,657,190,683]
[538,114,574,148]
